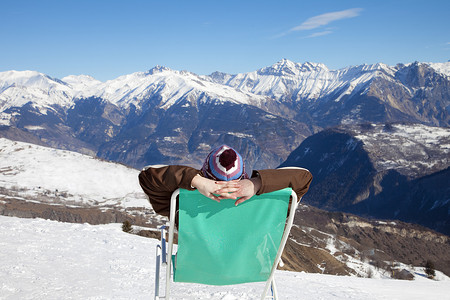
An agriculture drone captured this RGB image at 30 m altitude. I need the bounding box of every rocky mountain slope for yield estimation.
[0,60,449,170]
[1,137,448,277]
[280,123,450,235]
[284,204,450,277]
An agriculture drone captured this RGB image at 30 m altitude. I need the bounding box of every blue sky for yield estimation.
[1,0,449,81]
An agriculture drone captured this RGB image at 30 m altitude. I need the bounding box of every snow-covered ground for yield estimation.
[0,138,148,209]
[1,216,448,300]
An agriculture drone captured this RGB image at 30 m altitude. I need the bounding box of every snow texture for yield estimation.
[426,62,450,77]
[353,124,450,179]
[1,216,449,300]
[0,138,148,209]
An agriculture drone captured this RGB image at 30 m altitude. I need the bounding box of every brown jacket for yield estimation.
[138,165,313,218]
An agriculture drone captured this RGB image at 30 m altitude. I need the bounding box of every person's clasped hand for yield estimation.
[215,177,262,206]
[190,175,230,202]
[191,175,262,206]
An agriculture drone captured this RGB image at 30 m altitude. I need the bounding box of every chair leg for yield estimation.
[155,245,161,300]
[261,278,278,300]
[165,189,179,300]
[271,278,279,300]
[156,226,168,299]
[261,278,276,300]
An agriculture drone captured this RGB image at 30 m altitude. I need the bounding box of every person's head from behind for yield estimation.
[201,145,248,181]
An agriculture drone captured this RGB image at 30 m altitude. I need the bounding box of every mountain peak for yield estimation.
[0,70,69,91]
[146,65,171,75]
[258,59,298,76]
[258,59,328,76]
[275,58,297,68]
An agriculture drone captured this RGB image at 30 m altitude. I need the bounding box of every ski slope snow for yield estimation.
[1,216,448,300]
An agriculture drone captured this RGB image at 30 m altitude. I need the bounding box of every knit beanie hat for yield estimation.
[201,145,248,181]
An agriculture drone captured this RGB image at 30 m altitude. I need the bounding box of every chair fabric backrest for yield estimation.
[173,188,292,286]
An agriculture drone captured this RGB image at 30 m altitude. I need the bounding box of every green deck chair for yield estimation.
[154,187,299,300]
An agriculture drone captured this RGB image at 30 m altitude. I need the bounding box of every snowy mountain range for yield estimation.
[1,59,449,113]
[0,59,449,170]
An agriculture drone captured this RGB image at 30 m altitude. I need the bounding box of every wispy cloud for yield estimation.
[305,30,333,38]
[271,8,363,39]
[291,8,363,32]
